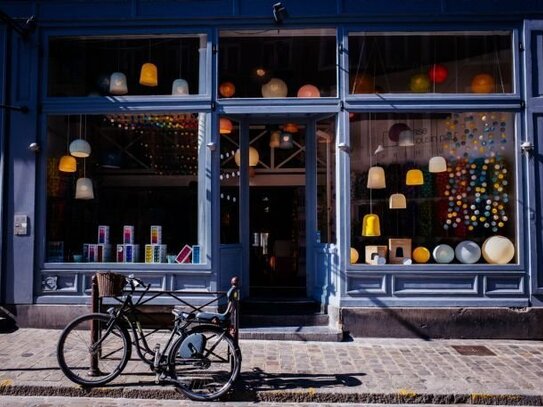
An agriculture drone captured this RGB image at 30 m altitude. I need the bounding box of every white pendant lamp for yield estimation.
[109,72,128,95]
[75,177,94,200]
[389,193,407,209]
[172,78,189,95]
[429,155,447,173]
[69,116,91,158]
[398,129,415,147]
[367,166,386,189]
[261,78,288,98]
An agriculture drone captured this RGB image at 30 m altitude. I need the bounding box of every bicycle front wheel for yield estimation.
[169,325,241,401]
[57,313,131,386]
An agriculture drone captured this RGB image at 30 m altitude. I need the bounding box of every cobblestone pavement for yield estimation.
[0,329,542,404]
[0,397,494,407]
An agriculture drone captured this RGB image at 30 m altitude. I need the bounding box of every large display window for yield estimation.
[348,32,513,94]
[48,35,207,97]
[45,113,206,265]
[219,29,336,98]
[349,112,517,266]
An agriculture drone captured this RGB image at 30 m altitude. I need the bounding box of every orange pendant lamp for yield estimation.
[59,116,77,173]
[406,169,424,185]
[140,62,158,87]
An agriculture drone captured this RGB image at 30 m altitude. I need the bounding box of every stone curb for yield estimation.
[1,384,542,405]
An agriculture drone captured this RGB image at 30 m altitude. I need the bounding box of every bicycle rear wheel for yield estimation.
[169,325,241,401]
[57,313,131,386]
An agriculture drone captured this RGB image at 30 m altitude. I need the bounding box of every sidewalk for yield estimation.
[0,328,542,404]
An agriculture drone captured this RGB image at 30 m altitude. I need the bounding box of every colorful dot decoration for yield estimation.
[104,114,199,176]
[442,112,509,160]
[440,156,509,235]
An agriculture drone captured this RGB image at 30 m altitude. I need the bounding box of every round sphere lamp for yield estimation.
[261,78,288,98]
[234,146,260,167]
[362,213,381,237]
[409,73,431,93]
[482,236,515,264]
[427,64,448,84]
[109,72,128,95]
[69,139,91,158]
[433,244,455,264]
[58,155,77,173]
[75,177,94,200]
[172,79,189,95]
[429,156,447,173]
[350,74,374,94]
[350,248,359,264]
[219,81,236,98]
[279,132,294,149]
[471,73,495,93]
[413,247,431,263]
[139,62,158,87]
[219,118,233,134]
[297,84,320,98]
[406,169,424,185]
[367,166,386,189]
[455,240,482,264]
[389,193,407,209]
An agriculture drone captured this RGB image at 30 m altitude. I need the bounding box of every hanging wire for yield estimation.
[352,37,366,93]
[66,115,70,150]
[493,36,506,93]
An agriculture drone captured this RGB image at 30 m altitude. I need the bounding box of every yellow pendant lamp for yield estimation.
[140,62,158,87]
[59,116,77,173]
[350,247,360,264]
[362,213,381,237]
[406,169,424,185]
[269,130,281,148]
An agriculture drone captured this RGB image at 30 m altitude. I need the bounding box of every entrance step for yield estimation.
[239,297,343,341]
[239,325,344,342]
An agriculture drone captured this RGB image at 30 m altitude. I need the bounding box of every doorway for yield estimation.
[249,186,306,297]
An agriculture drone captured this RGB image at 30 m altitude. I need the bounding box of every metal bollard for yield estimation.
[88,274,100,376]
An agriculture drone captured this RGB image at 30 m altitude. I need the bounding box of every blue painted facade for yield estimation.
[1,0,543,321]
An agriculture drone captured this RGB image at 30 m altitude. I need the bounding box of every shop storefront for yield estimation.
[1,0,542,336]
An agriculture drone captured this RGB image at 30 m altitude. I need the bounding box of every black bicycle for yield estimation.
[56,273,242,401]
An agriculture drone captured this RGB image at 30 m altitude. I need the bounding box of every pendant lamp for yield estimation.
[109,72,128,95]
[172,78,189,95]
[75,177,94,200]
[279,132,293,149]
[219,118,233,134]
[389,193,407,209]
[69,116,91,158]
[362,213,381,237]
[429,156,447,173]
[140,62,158,87]
[398,129,414,146]
[367,166,386,189]
[59,155,77,172]
[269,130,281,148]
[59,116,77,173]
[234,146,260,167]
[261,78,288,98]
[406,169,424,185]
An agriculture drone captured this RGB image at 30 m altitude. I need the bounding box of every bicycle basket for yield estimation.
[95,272,126,297]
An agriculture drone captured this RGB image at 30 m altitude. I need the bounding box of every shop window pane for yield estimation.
[350,112,517,266]
[219,29,336,98]
[348,32,513,94]
[317,117,336,244]
[48,35,206,97]
[46,113,206,264]
[220,117,240,244]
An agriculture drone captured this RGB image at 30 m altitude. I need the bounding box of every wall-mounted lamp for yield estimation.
[272,2,288,25]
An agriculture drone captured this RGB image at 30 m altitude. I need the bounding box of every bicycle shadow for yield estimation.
[234,367,364,393]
